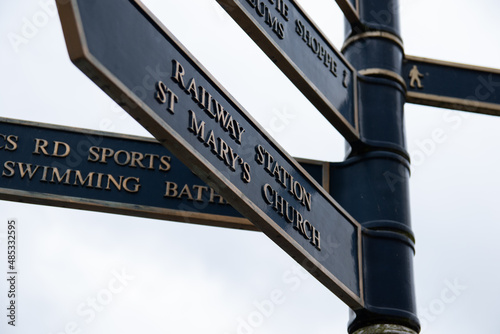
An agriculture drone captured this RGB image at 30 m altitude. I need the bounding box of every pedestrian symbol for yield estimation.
[409,65,424,88]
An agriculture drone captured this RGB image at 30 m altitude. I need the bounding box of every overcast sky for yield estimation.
[1,0,500,333]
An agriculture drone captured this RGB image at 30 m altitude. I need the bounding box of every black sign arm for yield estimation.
[405,55,500,116]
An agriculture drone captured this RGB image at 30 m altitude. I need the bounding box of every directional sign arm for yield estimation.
[0,117,329,232]
[404,55,500,116]
[56,0,364,309]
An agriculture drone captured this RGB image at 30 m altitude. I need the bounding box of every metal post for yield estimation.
[330,0,420,333]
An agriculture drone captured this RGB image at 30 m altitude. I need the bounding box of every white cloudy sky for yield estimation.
[1,0,500,333]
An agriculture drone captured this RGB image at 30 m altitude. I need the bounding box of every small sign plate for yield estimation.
[405,55,500,116]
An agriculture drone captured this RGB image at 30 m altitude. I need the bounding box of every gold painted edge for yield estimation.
[56,0,90,65]
[358,68,407,91]
[0,117,159,144]
[217,0,360,142]
[357,222,364,304]
[294,157,330,192]
[405,54,500,75]
[0,188,257,231]
[407,92,500,116]
[342,31,404,53]
[57,0,365,309]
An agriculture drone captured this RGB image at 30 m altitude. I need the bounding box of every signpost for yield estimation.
[405,55,500,116]
[0,117,329,231]
[42,0,500,332]
[217,0,360,143]
[56,0,364,309]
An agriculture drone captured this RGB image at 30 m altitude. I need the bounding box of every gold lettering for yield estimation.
[155,81,178,114]
[178,184,194,200]
[123,177,141,193]
[165,87,178,114]
[233,121,245,144]
[198,86,214,117]
[264,150,274,174]
[88,146,100,162]
[279,166,289,188]
[188,109,206,142]
[33,138,49,156]
[5,135,18,151]
[130,151,146,168]
[40,165,50,182]
[295,19,304,37]
[171,59,186,89]
[105,174,123,191]
[144,153,159,170]
[303,191,312,211]
[273,190,285,216]
[218,137,230,164]
[271,160,281,181]
[293,180,303,201]
[2,161,15,177]
[285,202,295,223]
[263,183,273,204]
[114,150,131,166]
[227,146,240,171]
[304,220,313,240]
[73,170,94,187]
[50,167,71,185]
[192,185,208,202]
[95,172,104,189]
[185,77,199,102]
[311,227,321,250]
[100,147,114,163]
[294,211,305,235]
[164,181,179,197]
[159,156,171,172]
[262,184,319,249]
[205,130,217,154]
[241,162,251,183]
[18,162,40,180]
[52,141,71,158]
[209,188,225,204]
[155,81,168,103]
[213,99,230,129]
[255,145,265,165]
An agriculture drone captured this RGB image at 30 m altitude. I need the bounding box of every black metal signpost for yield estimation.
[0,117,329,231]
[49,0,500,332]
[56,0,364,310]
